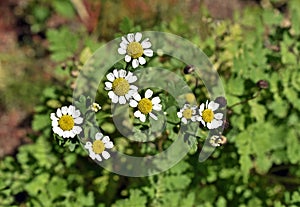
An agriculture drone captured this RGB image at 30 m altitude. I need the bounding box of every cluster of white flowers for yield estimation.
[50,32,226,163]
[177,100,224,129]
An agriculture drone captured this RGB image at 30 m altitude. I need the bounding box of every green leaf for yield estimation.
[249,101,266,122]
[47,176,68,200]
[32,114,51,131]
[112,189,147,207]
[53,0,75,18]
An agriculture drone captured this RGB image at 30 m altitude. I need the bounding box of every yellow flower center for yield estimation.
[58,115,74,131]
[127,42,144,58]
[202,109,214,123]
[92,140,105,154]
[112,78,130,96]
[182,108,193,119]
[138,98,153,115]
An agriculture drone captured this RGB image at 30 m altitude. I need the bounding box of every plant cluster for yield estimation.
[1,0,300,206]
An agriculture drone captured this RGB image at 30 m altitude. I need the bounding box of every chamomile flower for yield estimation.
[209,135,222,147]
[118,32,153,68]
[90,102,101,112]
[177,104,198,124]
[84,132,114,162]
[105,69,138,104]
[129,89,162,122]
[199,100,223,129]
[50,105,83,138]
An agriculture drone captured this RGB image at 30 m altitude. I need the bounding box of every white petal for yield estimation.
[89,152,96,160]
[208,101,219,111]
[84,142,92,149]
[72,126,82,134]
[199,103,205,114]
[182,118,187,124]
[125,55,131,62]
[211,119,223,129]
[56,108,62,117]
[50,113,57,121]
[108,91,118,103]
[105,82,112,90]
[127,33,134,42]
[129,100,138,107]
[52,120,58,127]
[119,69,127,78]
[214,113,223,120]
[151,97,161,104]
[191,116,197,122]
[139,114,146,122]
[122,36,129,44]
[144,49,153,57]
[132,59,139,68]
[106,72,115,82]
[119,96,126,104]
[95,154,102,162]
[74,117,83,124]
[149,113,158,120]
[130,85,138,91]
[61,106,68,115]
[145,89,153,98]
[199,118,205,126]
[95,132,103,140]
[141,40,151,48]
[68,105,75,115]
[105,141,114,149]
[177,112,183,118]
[108,91,115,99]
[207,122,212,129]
[119,42,128,50]
[113,69,119,78]
[133,92,141,101]
[102,151,110,159]
[126,75,137,83]
[73,110,80,118]
[135,32,142,42]
[138,57,146,65]
[153,104,162,111]
[134,110,142,118]
[102,136,110,143]
[118,48,126,55]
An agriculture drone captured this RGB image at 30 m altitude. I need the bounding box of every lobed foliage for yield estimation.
[1,0,300,206]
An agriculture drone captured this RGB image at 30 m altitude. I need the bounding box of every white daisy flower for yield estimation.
[209,135,222,147]
[84,132,114,162]
[118,32,153,68]
[129,89,162,122]
[50,105,83,138]
[105,69,138,104]
[199,100,223,129]
[177,104,199,124]
[90,102,101,112]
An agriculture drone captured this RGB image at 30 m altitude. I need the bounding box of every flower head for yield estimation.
[209,135,222,147]
[50,105,83,138]
[91,102,101,112]
[199,100,223,129]
[177,104,198,124]
[129,89,162,122]
[84,132,114,162]
[105,69,138,104]
[118,32,153,68]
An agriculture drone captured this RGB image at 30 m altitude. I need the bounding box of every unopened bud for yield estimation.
[214,96,227,108]
[183,65,195,74]
[256,80,269,89]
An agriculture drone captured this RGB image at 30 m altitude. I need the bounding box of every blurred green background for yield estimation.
[1,0,300,206]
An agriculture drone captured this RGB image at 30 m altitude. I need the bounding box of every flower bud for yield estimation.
[183,65,195,74]
[256,80,269,89]
[214,96,227,108]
